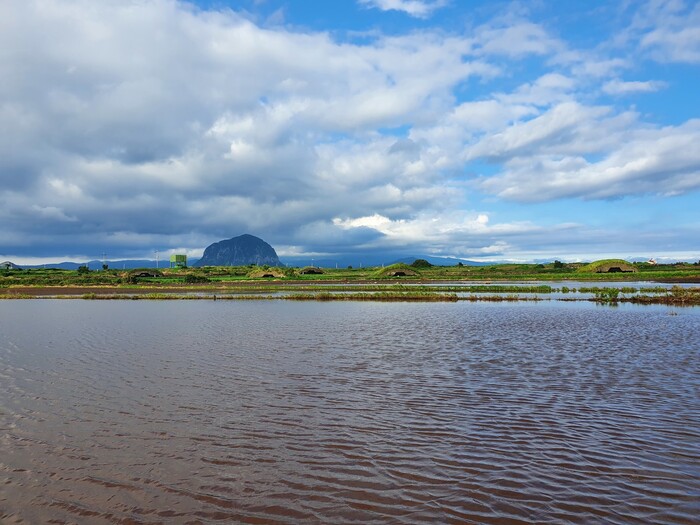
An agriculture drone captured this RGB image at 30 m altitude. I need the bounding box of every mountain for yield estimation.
[390,256,490,267]
[194,234,282,267]
[1,261,22,270]
[24,259,162,270]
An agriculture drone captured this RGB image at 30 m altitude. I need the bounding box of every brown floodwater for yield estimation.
[1,300,698,524]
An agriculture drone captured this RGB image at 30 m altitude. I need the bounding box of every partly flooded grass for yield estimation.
[72,291,460,302]
[2,283,699,305]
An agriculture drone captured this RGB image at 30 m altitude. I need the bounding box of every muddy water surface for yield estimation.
[1,300,698,524]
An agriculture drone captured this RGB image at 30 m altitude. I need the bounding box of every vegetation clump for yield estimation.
[593,288,620,303]
[632,286,700,306]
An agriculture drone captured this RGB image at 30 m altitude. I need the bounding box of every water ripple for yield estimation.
[1,300,698,524]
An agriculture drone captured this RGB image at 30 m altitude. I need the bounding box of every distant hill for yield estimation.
[194,234,282,267]
[390,256,490,267]
[280,254,491,268]
[23,259,164,270]
[1,261,22,270]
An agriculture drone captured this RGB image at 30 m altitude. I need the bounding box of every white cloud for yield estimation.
[495,73,576,106]
[632,0,700,63]
[571,58,629,78]
[325,209,657,261]
[358,0,448,19]
[332,211,539,253]
[474,21,562,57]
[478,118,700,201]
[602,79,667,95]
[467,102,621,162]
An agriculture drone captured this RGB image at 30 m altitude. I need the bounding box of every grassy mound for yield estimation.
[247,267,287,279]
[372,263,421,278]
[577,259,636,273]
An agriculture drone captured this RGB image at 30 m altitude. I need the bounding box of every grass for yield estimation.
[2,263,699,304]
[59,291,459,302]
[3,260,700,286]
[5,287,699,305]
[285,292,458,302]
[0,293,34,299]
[629,286,700,306]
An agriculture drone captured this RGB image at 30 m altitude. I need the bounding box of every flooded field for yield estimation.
[4,280,699,306]
[1,300,699,524]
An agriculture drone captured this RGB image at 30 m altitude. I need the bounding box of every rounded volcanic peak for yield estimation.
[195,234,282,267]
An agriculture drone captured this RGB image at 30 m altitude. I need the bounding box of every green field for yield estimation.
[3,260,700,284]
[2,260,699,304]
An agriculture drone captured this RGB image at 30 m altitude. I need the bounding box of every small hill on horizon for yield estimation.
[194,234,282,267]
[1,261,22,270]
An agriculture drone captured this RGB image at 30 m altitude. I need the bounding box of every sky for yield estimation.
[1,0,699,265]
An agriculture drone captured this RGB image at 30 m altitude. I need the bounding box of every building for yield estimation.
[170,254,187,268]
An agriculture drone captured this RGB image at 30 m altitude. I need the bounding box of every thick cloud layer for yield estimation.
[1,0,698,263]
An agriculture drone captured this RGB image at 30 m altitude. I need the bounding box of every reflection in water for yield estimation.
[1,300,698,524]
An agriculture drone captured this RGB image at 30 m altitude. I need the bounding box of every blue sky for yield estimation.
[1,0,699,265]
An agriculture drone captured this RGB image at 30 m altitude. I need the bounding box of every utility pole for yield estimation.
[155,250,159,269]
